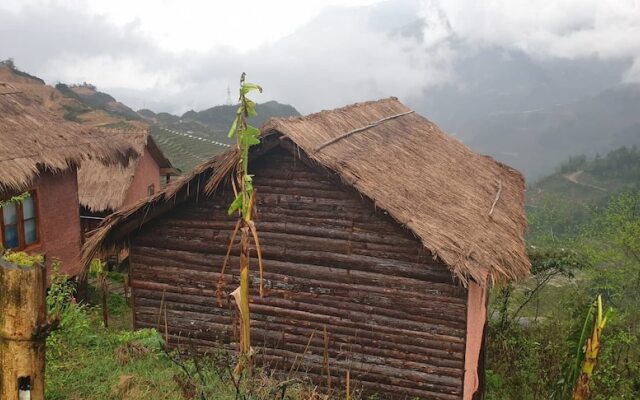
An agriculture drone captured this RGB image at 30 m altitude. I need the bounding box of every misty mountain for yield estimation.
[409,42,637,179]
[56,83,141,121]
[180,101,300,132]
[415,48,629,139]
[138,100,300,137]
[462,84,640,179]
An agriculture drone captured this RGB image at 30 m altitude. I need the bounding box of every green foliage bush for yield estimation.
[2,250,43,266]
[488,189,640,399]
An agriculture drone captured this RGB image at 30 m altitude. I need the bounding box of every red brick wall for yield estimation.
[123,148,161,207]
[19,170,83,277]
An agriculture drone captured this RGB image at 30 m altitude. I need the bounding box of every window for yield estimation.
[0,191,39,250]
[147,184,155,196]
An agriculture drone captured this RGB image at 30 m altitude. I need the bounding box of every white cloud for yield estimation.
[439,0,640,60]
[45,56,178,91]
[2,0,385,52]
[1,1,459,113]
[1,0,638,114]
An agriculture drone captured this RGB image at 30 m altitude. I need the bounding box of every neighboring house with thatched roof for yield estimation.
[0,78,138,277]
[77,130,178,235]
[82,98,529,399]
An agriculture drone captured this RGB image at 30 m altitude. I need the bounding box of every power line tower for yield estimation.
[225,86,232,105]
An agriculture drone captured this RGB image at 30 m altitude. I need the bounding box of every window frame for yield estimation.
[0,190,41,251]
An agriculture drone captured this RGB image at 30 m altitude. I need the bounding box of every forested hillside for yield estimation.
[526,146,640,239]
[137,101,300,172]
[487,148,640,399]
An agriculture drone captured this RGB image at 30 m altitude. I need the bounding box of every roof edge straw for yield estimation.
[314,110,414,152]
[82,98,530,286]
[0,85,141,192]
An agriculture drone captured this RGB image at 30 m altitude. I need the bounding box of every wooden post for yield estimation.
[0,258,47,400]
[100,274,109,328]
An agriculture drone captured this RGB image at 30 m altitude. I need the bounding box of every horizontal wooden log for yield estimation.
[258,346,462,388]
[135,297,464,368]
[134,294,465,357]
[133,286,466,328]
[130,261,465,306]
[133,290,465,352]
[133,328,463,400]
[128,148,468,398]
[161,218,415,253]
[132,242,456,287]
[130,242,462,294]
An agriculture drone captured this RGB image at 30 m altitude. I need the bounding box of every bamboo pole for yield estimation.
[0,258,47,400]
[100,274,109,328]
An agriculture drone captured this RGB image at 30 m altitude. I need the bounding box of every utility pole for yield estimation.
[0,258,49,400]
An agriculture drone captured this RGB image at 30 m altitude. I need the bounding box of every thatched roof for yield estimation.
[0,82,139,192]
[77,131,175,212]
[83,98,529,285]
[263,98,529,284]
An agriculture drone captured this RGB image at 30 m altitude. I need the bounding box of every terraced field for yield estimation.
[150,125,229,173]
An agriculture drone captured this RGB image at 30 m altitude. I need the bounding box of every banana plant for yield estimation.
[572,295,612,400]
[218,73,264,373]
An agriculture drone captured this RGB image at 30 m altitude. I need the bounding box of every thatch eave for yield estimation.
[81,98,530,286]
[1,85,141,193]
[76,130,176,213]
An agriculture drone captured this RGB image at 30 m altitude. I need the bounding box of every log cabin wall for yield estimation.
[129,146,468,399]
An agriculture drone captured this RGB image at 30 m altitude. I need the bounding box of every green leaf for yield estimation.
[227,116,239,138]
[244,174,253,186]
[0,191,30,208]
[241,82,263,96]
[241,126,261,146]
[246,125,260,136]
[245,99,258,117]
[228,194,243,215]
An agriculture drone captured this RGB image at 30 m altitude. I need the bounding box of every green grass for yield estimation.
[46,294,184,400]
[46,282,326,400]
[47,330,182,399]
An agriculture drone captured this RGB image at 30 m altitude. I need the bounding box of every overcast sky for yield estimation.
[1,0,639,114]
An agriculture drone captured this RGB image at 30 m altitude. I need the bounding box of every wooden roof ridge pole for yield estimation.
[313,110,415,152]
[488,180,503,216]
[0,258,51,400]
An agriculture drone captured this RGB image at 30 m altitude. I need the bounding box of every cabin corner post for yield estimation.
[0,259,47,400]
[464,281,488,400]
